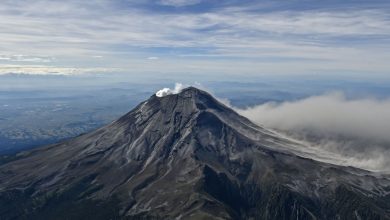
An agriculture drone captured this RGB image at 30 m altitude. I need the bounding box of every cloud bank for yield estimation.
[235,92,390,172]
[156,83,187,97]
[237,92,390,142]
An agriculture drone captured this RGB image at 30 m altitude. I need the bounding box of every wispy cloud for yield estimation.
[0,54,53,63]
[159,0,202,7]
[0,64,120,75]
[0,0,388,75]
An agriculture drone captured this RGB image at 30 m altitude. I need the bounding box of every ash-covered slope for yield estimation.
[1,87,390,220]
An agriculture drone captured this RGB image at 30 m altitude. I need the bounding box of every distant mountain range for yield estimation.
[1,87,389,219]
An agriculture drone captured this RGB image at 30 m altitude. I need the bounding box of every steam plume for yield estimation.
[156,83,186,97]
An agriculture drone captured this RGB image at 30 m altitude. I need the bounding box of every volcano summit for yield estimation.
[0,87,389,219]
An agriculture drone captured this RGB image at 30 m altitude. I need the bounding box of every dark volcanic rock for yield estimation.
[0,87,389,219]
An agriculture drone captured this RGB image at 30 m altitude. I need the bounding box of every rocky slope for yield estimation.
[0,87,389,219]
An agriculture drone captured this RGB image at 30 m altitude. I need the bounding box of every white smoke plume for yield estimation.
[155,83,187,97]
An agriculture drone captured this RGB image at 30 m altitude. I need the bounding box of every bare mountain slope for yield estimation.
[1,87,389,219]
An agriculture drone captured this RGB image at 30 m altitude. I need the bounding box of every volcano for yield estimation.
[0,87,389,219]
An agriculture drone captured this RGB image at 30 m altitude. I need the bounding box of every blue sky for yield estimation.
[0,0,389,77]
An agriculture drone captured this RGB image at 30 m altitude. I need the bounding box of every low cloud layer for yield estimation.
[237,92,390,142]
[156,83,187,97]
[235,92,390,172]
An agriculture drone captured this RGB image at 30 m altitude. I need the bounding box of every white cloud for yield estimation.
[0,64,120,75]
[235,92,390,172]
[237,92,390,141]
[0,1,388,75]
[0,54,53,63]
